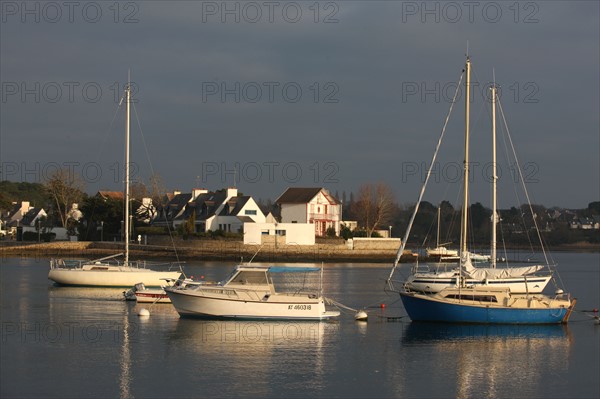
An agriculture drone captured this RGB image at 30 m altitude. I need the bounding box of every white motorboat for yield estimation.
[165,265,340,320]
[124,282,171,303]
[124,278,197,303]
[48,78,182,287]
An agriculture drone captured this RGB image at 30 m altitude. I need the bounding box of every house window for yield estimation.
[245,210,257,215]
[275,230,286,236]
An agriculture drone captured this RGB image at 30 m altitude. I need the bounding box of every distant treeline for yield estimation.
[1,181,599,246]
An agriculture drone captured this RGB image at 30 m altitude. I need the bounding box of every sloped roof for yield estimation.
[219,196,251,216]
[21,208,45,226]
[7,203,22,218]
[98,191,124,201]
[275,187,340,205]
[275,188,323,204]
[179,190,229,221]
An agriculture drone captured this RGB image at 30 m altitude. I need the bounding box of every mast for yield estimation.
[491,81,497,268]
[460,57,471,260]
[124,75,131,265]
[436,205,441,248]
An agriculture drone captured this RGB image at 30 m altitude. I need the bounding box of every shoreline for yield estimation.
[1,240,598,263]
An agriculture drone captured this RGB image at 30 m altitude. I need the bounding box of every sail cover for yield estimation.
[462,261,545,280]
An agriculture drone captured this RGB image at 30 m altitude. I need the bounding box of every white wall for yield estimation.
[244,223,315,245]
[280,203,307,223]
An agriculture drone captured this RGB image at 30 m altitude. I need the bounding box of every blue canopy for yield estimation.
[267,267,321,273]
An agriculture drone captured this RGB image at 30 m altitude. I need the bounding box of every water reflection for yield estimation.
[47,285,126,301]
[402,322,571,342]
[400,323,572,398]
[119,309,132,399]
[166,319,338,397]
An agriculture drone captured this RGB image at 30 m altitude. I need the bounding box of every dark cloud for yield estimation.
[1,1,598,208]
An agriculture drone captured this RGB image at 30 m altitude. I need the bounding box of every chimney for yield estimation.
[192,188,208,200]
[20,201,31,215]
[226,187,238,199]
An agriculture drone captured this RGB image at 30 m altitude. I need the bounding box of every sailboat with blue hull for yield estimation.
[400,285,573,324]
[387,56,575,324]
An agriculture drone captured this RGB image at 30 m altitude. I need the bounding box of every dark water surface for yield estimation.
[1,252,599,398]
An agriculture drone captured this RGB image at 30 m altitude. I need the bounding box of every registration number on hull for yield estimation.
[288,305,311,310]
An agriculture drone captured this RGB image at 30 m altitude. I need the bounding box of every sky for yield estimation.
[1,1,598,210]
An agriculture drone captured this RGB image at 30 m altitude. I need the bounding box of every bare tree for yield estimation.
[45,168,86,228]
[148,173,167,207]
[354,183,396,237]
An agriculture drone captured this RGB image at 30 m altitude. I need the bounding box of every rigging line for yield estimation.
[387,70,465,284]
[497,98,557,271]
[421,209,437,249]
[94,94,124,170]
[130,100,182,268]
[496,100,537,255]
[498,97,550,264]
[131,102,156,180]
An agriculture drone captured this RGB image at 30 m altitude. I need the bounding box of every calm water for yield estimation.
[1,252,599,398]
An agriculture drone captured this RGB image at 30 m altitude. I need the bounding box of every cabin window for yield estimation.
[245,210,257,215]
[232,271,268,285]
[444,294,498,303]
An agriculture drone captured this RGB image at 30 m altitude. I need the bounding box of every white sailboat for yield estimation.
[48,78,182,287]
[426,206,459,261]
[388,56,573,324]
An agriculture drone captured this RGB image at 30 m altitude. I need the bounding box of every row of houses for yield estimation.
[1,187,343,245]
[153,187,342,245]
[0,200,84,239]
[570,216,600,230]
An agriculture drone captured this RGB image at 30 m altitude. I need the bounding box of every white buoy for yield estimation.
[138,308,150,317]
[355,310,368,321]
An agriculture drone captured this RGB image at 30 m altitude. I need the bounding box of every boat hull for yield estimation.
[134,290,171,303]
[405,275,552,294]
[48,268,181,287]
[166,289,339,320]
[400,292,571,324]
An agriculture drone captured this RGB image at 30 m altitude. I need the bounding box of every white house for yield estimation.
[275,187,341,236]
[20,207,48,227]
[8,201,34,224]
[169,188,265,233]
